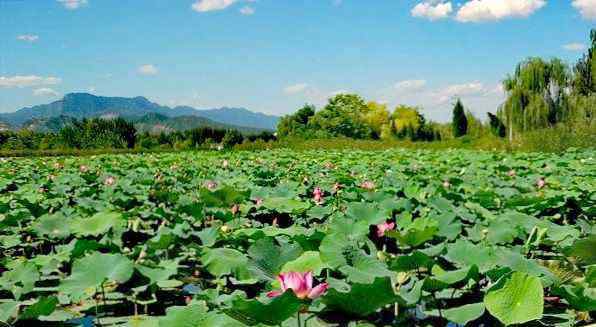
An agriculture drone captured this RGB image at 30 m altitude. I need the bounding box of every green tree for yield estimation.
[498,57,571,141]
[222,129,244,149]
[392,105,422,132]
[573,29,596,96]
[308,94,373,138]
[277,104,316,138]
[452,99,468,137]
[362,101,391,139]
[487,112,506,138]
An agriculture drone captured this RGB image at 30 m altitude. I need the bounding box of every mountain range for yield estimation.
[0,93,280,132]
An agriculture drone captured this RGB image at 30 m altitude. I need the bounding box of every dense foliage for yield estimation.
[278,95,441,142]
[277,29,595,147]
[498,30,596,141]
[0,119,275,153]
[0,149,594,326]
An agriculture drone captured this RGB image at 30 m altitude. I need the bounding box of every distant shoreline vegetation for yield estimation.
[1,29,595,156]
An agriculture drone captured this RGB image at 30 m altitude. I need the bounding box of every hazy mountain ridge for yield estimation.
[0,93,279,130]
[130,113,268,134]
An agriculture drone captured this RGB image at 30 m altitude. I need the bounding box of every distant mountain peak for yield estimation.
[0,93,280,130]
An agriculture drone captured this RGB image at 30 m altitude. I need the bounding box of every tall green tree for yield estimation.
[277,104,316,138]
[487,112,506,138]
[307,94,373,138]
[498,57,571,141]
[452,99,468,137]
[573,29,596,96]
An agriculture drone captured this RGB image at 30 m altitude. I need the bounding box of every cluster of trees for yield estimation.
[497,29,595,140]
[280,29,595,144]
[277,94,442,141]
[0,118,275,152]
[60,118,137,149]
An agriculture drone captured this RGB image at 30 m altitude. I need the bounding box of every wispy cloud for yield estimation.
[283,83,309,95]
[394,80,427,93]
[17,35,39,42]
[138,64,158,76]
[411,1,453,21]
[57,0,88,10]
[455,0,546,23]
[0,75,61,88]
[563,43,587,51]
[572,0,596,20]
[239,6,255,15]
[192,0,237,12]
[33,88,59,97]
[433,82,487,103]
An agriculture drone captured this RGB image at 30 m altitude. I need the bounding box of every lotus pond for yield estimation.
[0,149,594,326]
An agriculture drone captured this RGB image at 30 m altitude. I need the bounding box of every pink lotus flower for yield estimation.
[508,169,516,177]
[254,197,264,206]
[231,204,240,215]
[104,176,116,186]
[376,221,395,237]
[267,271,328,300]
[222,160,229,168]
[442,180,450,188]
[79,165,89,173]
[537,178,546,189]
[361,180,375,190]
[204,180,218,190]
[313,187,324,204]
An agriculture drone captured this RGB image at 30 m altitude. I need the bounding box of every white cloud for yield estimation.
[192,0,237,12]
[239,6,255,15]
[456,0,546,22]
[0,75,61,88]
[33,88,59,97]
[138,64,158,76]
[394,79,427,93]
[434,82,487,103]
[572,0,596,20]
[411,1,453,21]
[329,89,349,97]
[57,0,88,10]
[563,43,587,51]
[16,35,39,42]
[284,83,309,95]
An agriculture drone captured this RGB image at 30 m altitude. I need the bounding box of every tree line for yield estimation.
[278,29,596,143]
[277,95,442,141]
[0,117,275,152]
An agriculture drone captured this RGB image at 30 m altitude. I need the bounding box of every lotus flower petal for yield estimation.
[266,290,282,298]
[307,283,328,299]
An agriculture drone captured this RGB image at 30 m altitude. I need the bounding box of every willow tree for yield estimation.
[498,57,570,141]
[573,29,596,96]
[362,101,391,139]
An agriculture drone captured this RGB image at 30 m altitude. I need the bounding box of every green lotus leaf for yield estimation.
[71,211,123,237]
[59,252,134,301]
[223,291,302,326]
[281,251,327,275]
[484,272,544,326]
[322,277,398,317]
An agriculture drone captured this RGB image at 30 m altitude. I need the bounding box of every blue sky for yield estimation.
[0,0,594,121]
